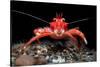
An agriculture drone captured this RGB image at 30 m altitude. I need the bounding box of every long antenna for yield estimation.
[69,18,88,24]
[11,10,49,24]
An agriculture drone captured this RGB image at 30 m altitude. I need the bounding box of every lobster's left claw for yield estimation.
[67,29,88,45]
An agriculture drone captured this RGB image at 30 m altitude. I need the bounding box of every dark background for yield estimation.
[11,1,96,50]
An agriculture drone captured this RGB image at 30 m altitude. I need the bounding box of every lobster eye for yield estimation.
[53,18,56,21]
[62,18,65,21]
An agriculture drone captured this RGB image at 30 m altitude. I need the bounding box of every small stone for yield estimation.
[15,55,34,66]
[33,56,47,65]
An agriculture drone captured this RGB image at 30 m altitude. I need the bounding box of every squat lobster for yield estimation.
[19,13,87,51]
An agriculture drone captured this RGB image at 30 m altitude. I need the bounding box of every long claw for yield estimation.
[67,28,87,45]
[20,33,51,50]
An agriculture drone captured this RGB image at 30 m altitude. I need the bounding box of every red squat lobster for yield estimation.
[19,13,87,52]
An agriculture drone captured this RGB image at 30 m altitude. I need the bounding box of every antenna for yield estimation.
[11,10,49,24]
[69,18,88,24]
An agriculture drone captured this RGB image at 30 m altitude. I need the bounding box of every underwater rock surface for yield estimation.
[11,40,96,66]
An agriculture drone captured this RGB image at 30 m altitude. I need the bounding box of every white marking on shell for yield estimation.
[84,38,88,44]
[36,33,41,36]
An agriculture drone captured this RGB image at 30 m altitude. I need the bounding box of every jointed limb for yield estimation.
[19,33,51,52]
[68,28,87,44]
[65,32,79,49]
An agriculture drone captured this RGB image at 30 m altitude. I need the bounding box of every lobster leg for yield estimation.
[68,28,87,44]
[65,32,77,42]
[37,39,41,44]
[19,33,51,52]
[65,32,79,50]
